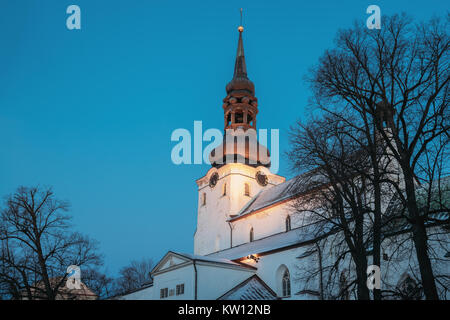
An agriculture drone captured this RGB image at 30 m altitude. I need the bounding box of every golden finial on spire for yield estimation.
[238,8,244,32]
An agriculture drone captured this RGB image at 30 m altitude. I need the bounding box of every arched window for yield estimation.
[249,227,254,242]
[244,183,250,197]
[223,183,227,196]
[339,270,349,300]
[202,193,206,206]
[285,215,291,232]
[397,273,421,300]
[282,270,291,297]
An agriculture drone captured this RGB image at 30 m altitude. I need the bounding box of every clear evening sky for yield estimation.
[0,0,447,275]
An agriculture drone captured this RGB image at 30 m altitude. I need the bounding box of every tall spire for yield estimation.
[233,28,247,78]
[222,9,257,127]
[233,11,247,78]
[222,10,258,130]
[225,10,255,96]
[209,10,270,168]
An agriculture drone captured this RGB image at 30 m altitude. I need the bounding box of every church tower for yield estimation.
[194,22,285,256]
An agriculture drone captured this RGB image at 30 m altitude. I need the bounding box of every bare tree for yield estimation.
[82,268,114,299]
[0,186,103,300]
[305,14,449,299]
[113,258,154,295]
[289,114,376,300]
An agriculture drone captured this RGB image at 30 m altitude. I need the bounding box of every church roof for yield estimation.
[217,275,278,300]
[176,252,256,269]
[151,251,256,276]
[230,170,326,221]
[208,222,335,261]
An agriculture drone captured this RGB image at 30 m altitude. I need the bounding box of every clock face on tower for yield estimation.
[209,172,219,188]
[256,171,268,186]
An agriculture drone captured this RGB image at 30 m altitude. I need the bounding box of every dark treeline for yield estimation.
[0,185,153,300]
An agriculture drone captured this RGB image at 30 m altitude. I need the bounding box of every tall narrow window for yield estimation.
[282,270,291,297]
[202,193,206,206]
[249,227,254,242]
[244,183,250,196]
[285,215,291,232]
[223,183,227,196]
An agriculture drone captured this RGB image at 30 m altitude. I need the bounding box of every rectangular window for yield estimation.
[244,183,250,197]
[176,284,185,295]
[160,288,168,299]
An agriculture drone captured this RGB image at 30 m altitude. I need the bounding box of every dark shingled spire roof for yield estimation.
[226,27,255,96]
[233,30,247,78]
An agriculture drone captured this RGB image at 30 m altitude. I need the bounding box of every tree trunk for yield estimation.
[355,254,370,300]
[372,175,382,300]
[403,170,439,300]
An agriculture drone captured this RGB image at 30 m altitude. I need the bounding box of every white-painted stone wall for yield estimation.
[231,204,296,246]
[194,163,284,255]
[195,263,256,299]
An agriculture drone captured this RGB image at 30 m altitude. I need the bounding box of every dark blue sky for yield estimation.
[0,0,447,275]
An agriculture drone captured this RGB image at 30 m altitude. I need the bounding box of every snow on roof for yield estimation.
[208,222,334,261]
[109,281,154,300]
[175,252,256,269]
[217,275,278,300]
[231,170,325,221]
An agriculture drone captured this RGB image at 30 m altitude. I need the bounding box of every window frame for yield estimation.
[202,192,206,206]
[285,215,291,232]
[160,287,168,299]
[282,270,291,297]
[244,183,250,197]
[176,283,185,296]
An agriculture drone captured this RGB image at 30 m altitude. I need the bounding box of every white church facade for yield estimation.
[117,24,449,300]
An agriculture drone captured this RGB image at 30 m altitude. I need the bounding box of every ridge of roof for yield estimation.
[230,170,326,222]
[217,275,278,300]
